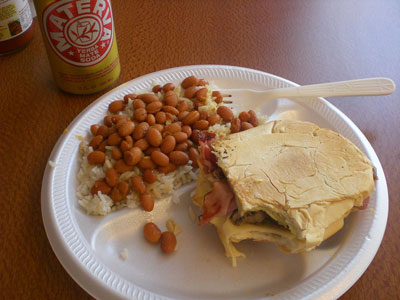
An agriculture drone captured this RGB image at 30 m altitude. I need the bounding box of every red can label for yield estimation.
[43,0,114,67]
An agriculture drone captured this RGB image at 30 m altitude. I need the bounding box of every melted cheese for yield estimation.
[210,216,307,267]
[192,164,213,207]
[210,213,347,267]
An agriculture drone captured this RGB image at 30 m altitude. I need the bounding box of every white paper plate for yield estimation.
[41,65,388,300]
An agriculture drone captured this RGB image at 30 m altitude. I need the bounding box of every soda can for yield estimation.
[34,0,120,94]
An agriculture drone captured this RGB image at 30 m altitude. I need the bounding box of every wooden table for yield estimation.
[1,1,399,299]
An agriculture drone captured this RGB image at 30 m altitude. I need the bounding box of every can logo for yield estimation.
[43,0,114,67]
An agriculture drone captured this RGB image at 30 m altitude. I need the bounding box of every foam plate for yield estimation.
[41,65,388,300]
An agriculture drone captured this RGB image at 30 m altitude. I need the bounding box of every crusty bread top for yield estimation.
[211,120,375,248]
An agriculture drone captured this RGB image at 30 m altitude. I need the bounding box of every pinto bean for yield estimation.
[175,142,188,152]
[144,147,160,156]
[131,176,146,194]
[114,159,134,173]
[115,118,127,130]
[134,138,149,151]
[118,121,135,136]
[199,110,208,120]
[124,147,142,166]
[160,135,176,154]
[186,139,194,147]
[108,100,125,113]
[110,186,122,202]
[97,140,108,152]
[178,111,189,121]
[188,147,200,168]
[215,95,223,104]
[238,111,250,122]
[163,83,175,92]
[162,105,179,115]
[192,100,201,110]
[207,113,221,126]
[152,124,164,132]
[112,115,128,124]
[146,101,163,114]
[144,222,161,243]
[140,193,154,211]
[133,122,149,140]
[118,182,129,198]
[133,99,146,109]
[157,163,177,174]
[107,133,122,146]
[196,88,208,102]
[182,125,192,138]
[143,169,157,184]
[110,181,130,202]
[137,93,159,104]
[138,156,156,169]
[248,110,259,127]
[111,147,122,160]
[241,122,254,131]
[89,135,103,149]
[151,151,169,167]
[193,120,209,130]
[183,111,200,125]
[134,107,147,122]
[91,179,111,195]
[90,124,100,136]
[230,118,241,133]
[160,231,177,254]
[97,125,109,138]
[155,111,167,124]
[184,86,197,99]
[152,85,162,93]
[181,76,199,88]
[104,116,113,127]
[87,151,105,164]
[173,131,188,143]
[191,129,200,144]
[169,151,189,165]
[217,106,234,121]
[165,112,175,122]
[108,126,117,135]
[146,114,156,126]
[176,101,189,112]
[164,90,178,107]
[146,128,163,147]
[105,168,118,187]
[120,136,133,152]
[124,93,137,103]
[164,122,182,135]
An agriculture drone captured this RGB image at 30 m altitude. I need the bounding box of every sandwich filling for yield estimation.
[192,120,375,266]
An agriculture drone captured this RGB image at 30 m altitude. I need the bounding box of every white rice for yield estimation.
[166,219,182,235]
[119,248,128,260]
[76,140,197,215]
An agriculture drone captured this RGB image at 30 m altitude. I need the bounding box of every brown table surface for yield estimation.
[1,0,399,299]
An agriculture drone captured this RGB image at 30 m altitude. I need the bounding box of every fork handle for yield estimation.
[269,77,395,98]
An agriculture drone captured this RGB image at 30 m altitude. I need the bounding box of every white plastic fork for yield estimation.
[219,77,396,111]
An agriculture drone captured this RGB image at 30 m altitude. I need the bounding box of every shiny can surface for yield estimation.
[34,0,120,94]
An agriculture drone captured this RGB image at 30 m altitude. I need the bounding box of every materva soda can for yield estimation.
[34,0,120,94]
